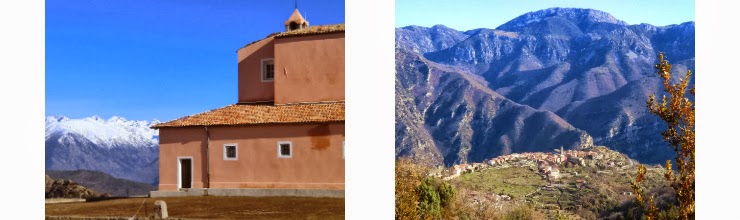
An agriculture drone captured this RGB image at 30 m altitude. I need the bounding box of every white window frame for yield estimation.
[342,140,345,160]
[277,141,293,158]
[261,58,275,82]
[223,143,238,160]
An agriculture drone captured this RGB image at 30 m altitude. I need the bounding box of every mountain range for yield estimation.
[45,115,160,185]
[396,8,695,166]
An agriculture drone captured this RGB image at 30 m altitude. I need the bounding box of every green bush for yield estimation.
[438,181,456,208]
[396,159,458,220]
[418,178,442,219]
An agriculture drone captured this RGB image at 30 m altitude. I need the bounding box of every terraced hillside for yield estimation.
[442,147,671,219]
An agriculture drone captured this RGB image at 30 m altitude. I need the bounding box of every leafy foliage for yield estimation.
[396,158,425,220]
[452,188,500,220]
[419,178,442,219]
[632,165,659,220]
[438,181,456,208]
[396,159,457,220]
[633,52,695,220]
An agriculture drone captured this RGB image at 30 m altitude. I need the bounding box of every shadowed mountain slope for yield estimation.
[396,49,592,166]
[396,7,694,165]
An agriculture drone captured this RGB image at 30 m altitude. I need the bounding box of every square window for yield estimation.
[262,59,274,81]
[226,147,236,158]
[224,144,237,160]
[278,141,292,158]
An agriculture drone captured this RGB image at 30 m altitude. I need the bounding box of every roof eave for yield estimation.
[152,120,346,129]
[274,30,345,39]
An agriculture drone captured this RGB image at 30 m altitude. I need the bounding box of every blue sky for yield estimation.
[46,0,344,121]
[396,0,694,31]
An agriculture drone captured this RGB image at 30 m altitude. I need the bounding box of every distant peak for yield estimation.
[88,115,104,122]
[533,8,621,22]
[46,115,70,123]
[540,7,610,15]
[497,7,626,30]
[47,115,159,125]
[676,21,695,27]
[107,116,127,123]
[432,24,451,29]
[400,24,456,31]
[45,115,160,148]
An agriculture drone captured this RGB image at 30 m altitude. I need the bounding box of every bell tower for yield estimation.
[284,1,309,31]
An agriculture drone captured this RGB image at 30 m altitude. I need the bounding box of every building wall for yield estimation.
[208,123,345,189]
[237,37,275,103]
[158,122,345,191]
[273,32,345,104]
[158,127,208,191]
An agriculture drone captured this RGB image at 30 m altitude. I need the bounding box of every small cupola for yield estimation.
[284,2,309,31]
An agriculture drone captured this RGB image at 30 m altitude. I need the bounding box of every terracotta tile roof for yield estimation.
[152,101,345,128]
[242,35,276,49]
[274,24,345,38]
[240,24,344,50]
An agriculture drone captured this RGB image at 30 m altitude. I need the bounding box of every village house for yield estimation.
[150,7,344,197]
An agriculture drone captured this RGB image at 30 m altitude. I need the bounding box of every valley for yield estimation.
[395,7,694,219]
[395,8,695,166]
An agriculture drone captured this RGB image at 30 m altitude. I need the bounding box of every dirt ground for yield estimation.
[45,196,344,220]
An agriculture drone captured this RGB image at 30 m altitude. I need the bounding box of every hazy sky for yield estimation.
[396,0,694,31]
[46,0,344,121]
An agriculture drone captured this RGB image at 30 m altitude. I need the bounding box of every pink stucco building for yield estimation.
[151,8,344,196]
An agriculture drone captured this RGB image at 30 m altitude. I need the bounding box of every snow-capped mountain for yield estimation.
[46,115,159,148]
[45,115,160,185]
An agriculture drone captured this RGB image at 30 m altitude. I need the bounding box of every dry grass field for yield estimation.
[45,196,344,219]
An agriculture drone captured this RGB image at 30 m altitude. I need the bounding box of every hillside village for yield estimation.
[439,146,635,182]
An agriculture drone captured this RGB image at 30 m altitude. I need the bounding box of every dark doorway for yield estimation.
[180,158,192,189]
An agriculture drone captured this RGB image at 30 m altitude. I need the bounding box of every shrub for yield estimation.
[396,158,426,220]
[438,180,456,208]
[502,204,545,220]
[396,158,459,220]
[452,188,499,220]
[418,178,442,219]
